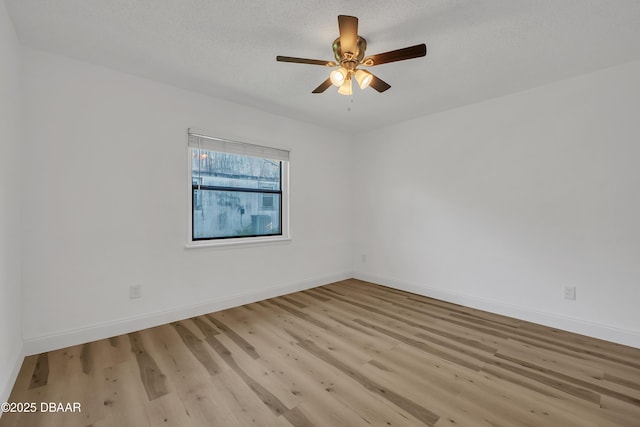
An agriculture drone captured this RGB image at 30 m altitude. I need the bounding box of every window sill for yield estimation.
[185,235,291,250]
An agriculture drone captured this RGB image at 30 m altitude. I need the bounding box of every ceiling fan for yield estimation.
[276,15,427,95]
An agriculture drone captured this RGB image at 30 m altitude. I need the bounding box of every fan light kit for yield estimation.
[277,15,427,95]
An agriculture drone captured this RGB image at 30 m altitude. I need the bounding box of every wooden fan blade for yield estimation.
[362,44,427,66]
[312,78,333,93]
[369,74,391,93]
[338,15,358,54]
[276,56,336,67]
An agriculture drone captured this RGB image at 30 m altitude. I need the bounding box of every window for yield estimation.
[188,131,290,244]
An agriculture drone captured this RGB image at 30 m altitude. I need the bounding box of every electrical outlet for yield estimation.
[563,286,576,300]
[130,285,142,299]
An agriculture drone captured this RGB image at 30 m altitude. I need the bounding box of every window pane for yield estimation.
[191,149,281,190]
[193,189,281,239]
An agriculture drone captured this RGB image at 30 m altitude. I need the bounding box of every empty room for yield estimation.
[1,1,639,426]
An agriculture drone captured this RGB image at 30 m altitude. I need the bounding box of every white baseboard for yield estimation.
[23,272,352,356]
[353,271,640,349]
[0,345,25,410]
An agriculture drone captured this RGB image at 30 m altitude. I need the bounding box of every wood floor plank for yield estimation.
[2,279,640,427]
[191,316,299,418]
[206,314,261,359]
[8,354,37,397]
[213,369,286,426]
[170,321,221,376]
[286,329,441,426]
[219,304,427,425]
[128,331,169,401]
[495,337,606,381]
[248,297,380,368]
[143,392,193,427]
[247,324,425,426]
[100,361,153,427]
[80,343,93,375]
[494,352,640,407]
[90,336,130,371]
[281,406,313,427]
[28,353,49,389]
[214,331,301,410]
[141,324,240,426]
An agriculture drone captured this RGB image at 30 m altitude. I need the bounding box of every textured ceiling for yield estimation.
[5,0,640,134]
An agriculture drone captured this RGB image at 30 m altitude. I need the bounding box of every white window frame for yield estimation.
[185,129,291,248]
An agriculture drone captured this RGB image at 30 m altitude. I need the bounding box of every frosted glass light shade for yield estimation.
[355,69,373,89]
[338,78,352,95]
[330,68,348,86]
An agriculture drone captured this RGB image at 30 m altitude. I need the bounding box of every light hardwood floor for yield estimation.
[2,279,640,426]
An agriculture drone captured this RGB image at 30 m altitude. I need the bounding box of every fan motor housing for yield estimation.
[332,36,367,66]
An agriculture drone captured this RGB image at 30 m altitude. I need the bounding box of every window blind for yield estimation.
[188,131,289,162]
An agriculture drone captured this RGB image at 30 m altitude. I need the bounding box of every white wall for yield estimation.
[21,49,353,353]
[0,0,23,403]
[353,60,640,348]
[12,28,640,362]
